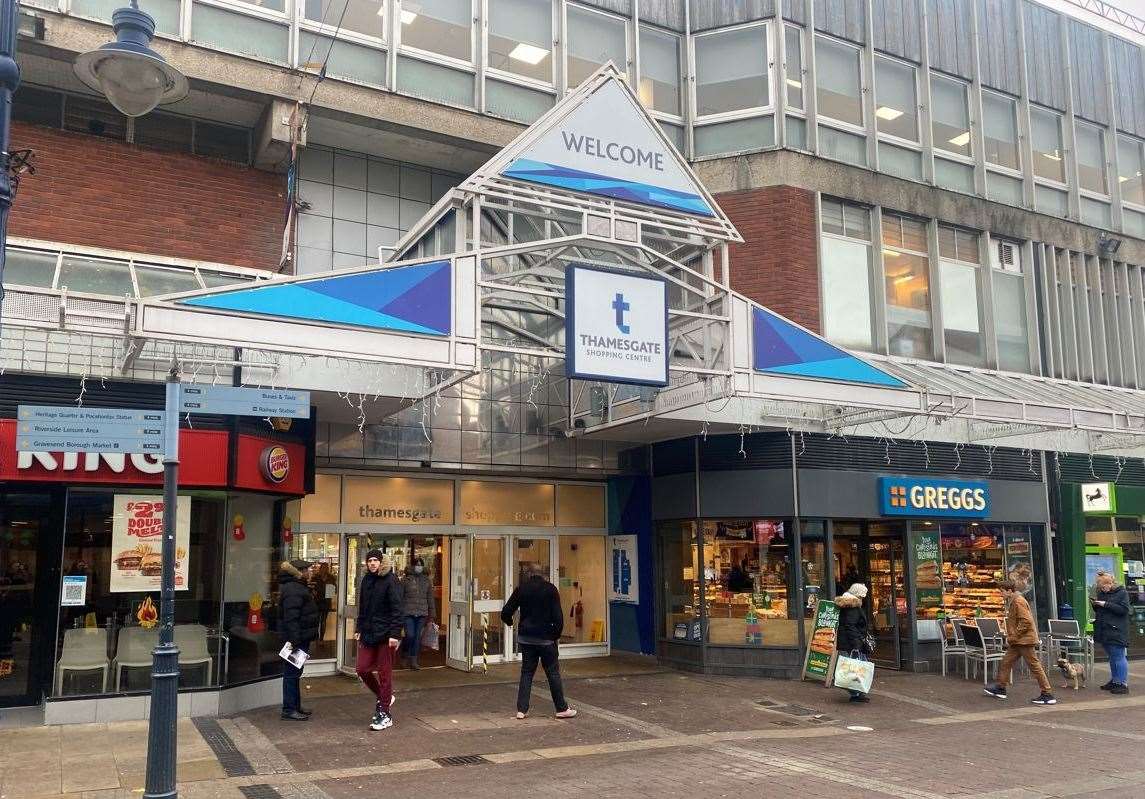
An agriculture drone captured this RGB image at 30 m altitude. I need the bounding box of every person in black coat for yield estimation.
[355,549,404,730]
[835,582,872,702]
[1092,570,1131,694]
[278,559,320,720]
[501,562,576,720]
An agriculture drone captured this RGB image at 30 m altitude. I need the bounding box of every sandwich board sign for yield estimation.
[802,598,839,682]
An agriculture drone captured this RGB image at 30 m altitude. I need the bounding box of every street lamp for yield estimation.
[74,2,187,117]
[75,9,187,799]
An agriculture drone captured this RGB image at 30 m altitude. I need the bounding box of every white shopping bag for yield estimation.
[832,653,874,694]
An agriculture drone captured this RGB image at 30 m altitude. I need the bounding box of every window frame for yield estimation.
[297,0,388,48]
[197,0,290,22]
[1074,119,1109,200]
[188,0,294,66]
[483,0,557,90]
[818,196,879,353]
[937,225,986,368]
[1117,133,1145,213]
[1028,104,1068,189]
[636,22,684,123]
[929,71,974,165]
[813,32,865,136]
[873,54,920,149]
[989,236,1035,375]
[880,212,935,363]
[395,0,478,70]
[563,2,631,94]
[981,89,1023,179]
[783,23,805,114]
[689,20,775,125]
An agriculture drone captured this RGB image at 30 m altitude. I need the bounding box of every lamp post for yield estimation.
[74,11,187,799]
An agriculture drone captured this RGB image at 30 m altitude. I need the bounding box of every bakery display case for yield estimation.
[934,528,1004,620]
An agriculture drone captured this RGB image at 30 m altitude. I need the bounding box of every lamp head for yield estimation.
[73,6,188,117]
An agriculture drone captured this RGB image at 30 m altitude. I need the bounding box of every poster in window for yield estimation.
[110,494,191,593]
[608,534,638,604]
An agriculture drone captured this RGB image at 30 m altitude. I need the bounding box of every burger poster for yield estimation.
[111,495,191,593]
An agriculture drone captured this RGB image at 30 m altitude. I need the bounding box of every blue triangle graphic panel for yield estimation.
[179,261,452,336]
[752,307,906,388]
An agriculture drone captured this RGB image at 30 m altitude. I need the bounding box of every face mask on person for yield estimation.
[414,564,424,575]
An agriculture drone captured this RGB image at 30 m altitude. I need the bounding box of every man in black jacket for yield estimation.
[1093,570,1131,694]
[355,549,404,731]
[279,559,321,721]
[501,562,576,720]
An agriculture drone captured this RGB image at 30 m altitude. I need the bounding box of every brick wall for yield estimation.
[717,186,821,334]
[10,121,286,271]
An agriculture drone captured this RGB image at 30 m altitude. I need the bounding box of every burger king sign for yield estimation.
[260,445,290,484]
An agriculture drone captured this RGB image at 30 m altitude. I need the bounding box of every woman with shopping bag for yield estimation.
[834,583,874,702]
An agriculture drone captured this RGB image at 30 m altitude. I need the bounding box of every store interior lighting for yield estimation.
[510,42,550,65]
[400,8,418,24]
[948,131,971,147]
[875,105,903,121]
[786,78,802,90]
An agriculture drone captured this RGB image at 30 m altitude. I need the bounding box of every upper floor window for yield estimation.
[982,91,1019,171]
[819,198,875,352]
[874,57,917,143]
[1030,107,1066,184]
[400,0,472,62]
[487,0,552,83]
[1075,122,1107,196]
[815,36,862,128]
[938,226,984,367]
[989,239,1031,373]
[566,5,627,90]
[784,25,803,111]
[694,25,769,118]
[882,213,933,360]
[305,0,385,39]
[638,26,681,117]
[1118,135,1145,207]
[931,74,971,158]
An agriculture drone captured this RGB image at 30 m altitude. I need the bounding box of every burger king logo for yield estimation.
[261,445,290,484]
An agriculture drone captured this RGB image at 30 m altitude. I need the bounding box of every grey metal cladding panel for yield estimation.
[580,0,633,16]
[698,470,795,518]
[1023,1,1066,110]
[640,0,685,30]
[783,0,807,23]
[813,0,867,43]
[872,0,921,61]
[652,473,697,520]
[1110,37,1145,136]
[689,0,776,31]
[1069,21,1109,124]
[977,0,1021,94]
[926,0,974,78]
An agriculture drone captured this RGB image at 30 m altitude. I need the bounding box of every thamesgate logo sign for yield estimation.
[566,265,668,387]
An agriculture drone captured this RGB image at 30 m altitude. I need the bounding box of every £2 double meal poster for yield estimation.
[111,494,191,593]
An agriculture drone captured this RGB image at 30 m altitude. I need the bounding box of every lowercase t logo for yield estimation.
[612,292,631,334]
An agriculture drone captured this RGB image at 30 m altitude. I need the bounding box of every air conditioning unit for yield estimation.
[992,240,1021,274]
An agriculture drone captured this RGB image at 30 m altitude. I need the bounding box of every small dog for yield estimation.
[1056,657,1087,690]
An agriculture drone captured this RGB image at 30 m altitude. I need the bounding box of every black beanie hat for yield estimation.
[365,548,385,562]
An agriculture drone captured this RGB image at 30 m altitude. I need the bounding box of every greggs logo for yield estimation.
[261,445,290,484]
[879,477,990,518]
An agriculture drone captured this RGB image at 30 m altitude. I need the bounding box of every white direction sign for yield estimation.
[16,406,165,454]
[179,385,311,418]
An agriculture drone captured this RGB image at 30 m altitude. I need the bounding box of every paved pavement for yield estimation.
[3,656,1144,798]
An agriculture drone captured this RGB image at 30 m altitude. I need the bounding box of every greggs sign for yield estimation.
[879,476,990,519]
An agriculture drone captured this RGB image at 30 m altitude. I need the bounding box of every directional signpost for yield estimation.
[16,405,165,453]
[179,385,310,418]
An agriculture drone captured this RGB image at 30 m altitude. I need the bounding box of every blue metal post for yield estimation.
[0,0,21,328]
[144,367,181,799]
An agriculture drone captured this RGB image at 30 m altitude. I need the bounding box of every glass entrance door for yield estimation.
[446,536,471,670]
[471,537,506,668]
[508,537,553,657]
[868,524,909,670]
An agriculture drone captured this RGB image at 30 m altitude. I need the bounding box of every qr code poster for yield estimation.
[111,494,191,593]
[61,574,88,606]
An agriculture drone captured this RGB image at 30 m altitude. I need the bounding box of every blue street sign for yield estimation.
[16,405,166,454]
[178,385,311,418]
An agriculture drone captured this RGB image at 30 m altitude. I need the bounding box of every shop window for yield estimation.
[874,57,918,143]
[930,74,971,158]
[882,212,933,360]
[702,520,796,647]
[694,26,768,117]
[638,27,681,117]
[284,533,340,660]
[0,492,51,705]
[400,0,472,62]
[658,521,698,640]
[1030,106,1067,184]
[1117,135,1145,207]
[54,490,228,697]
[557,536,606,644]
[938,523,1004,620]
[815,35,862,128]
[304,0,385,40]
[982,91,1019,171]
[488,0,552,83]
[820,198,875,351]
[1075,122,1108,196]
[565,5,626,90]
[938,226,984,367]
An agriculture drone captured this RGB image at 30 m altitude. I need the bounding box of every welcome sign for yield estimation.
[565,265,669,386]
[501,79,714,217]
